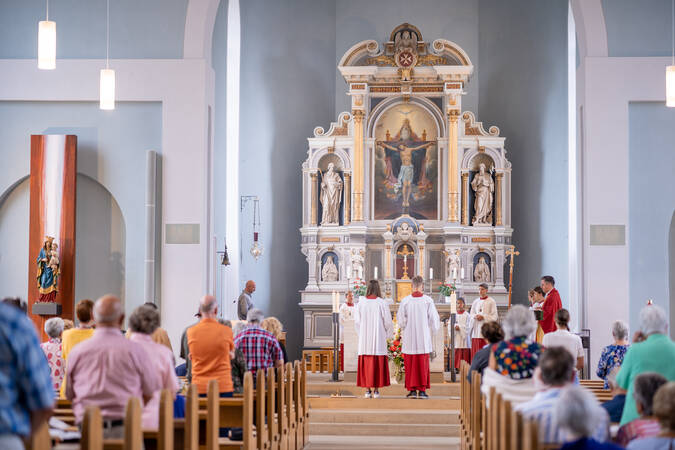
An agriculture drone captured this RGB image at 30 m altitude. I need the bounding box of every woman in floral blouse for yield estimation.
[597,320,630,389]
[40,317,65,392]
[489,305,543,380]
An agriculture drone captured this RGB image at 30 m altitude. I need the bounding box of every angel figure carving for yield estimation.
[471,163,494,225]
[320,163,343,225]
[445,250,460,282]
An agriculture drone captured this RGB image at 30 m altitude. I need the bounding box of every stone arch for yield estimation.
[367,96,445,139]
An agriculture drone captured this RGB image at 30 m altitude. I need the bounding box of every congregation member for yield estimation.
[128,304,180,430]
[617,304,675,426]
[339,291,357,371]
[60,298,95,396]
[597,320,630,389]
[231,322,248,394]
[125,302,173,351]
[516,347,610,445]
[615,373,667,447]
[468,321,504,382]
[237,279,256,320]
[179,307,202,381]
[398,276,440,399]
[354,279,394,399]
[235,309,283,383]
[539,275,563,334]
[542,309,584,372]
[63,319,74,331]
[1,296,27,313]
[556,386,623,450]
[626,382,675,450]
[601,367,627,423]
[528,286,546,343]
[188,295,235,396]
[482,305,541,405]
[66,295,161,439]
[0,301,54,450]
[468,283,498,358]
[448,297,471,370]
[41,317,66,392]
[262,316,287,362]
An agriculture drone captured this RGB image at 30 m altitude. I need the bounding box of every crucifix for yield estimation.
[398,244,414,280]
[505,245,519,308]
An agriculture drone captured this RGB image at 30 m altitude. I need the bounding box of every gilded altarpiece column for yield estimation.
[352,110,365,221]
[495,172,503,226]
[310,172,318,226]
[344,172,351,225]
[447,110,460,222]
[461,172,469,226]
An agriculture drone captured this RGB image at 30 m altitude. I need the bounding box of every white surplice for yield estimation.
[339,302,356,343]
[468,296,498,339]
[354,296,394,356]
[448,310,470,349]
[398,293,441,355]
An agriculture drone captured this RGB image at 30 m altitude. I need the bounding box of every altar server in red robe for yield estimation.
[399,276,440,399]
[469,283,498,358]
[354,280,394,398]
[540,275,563,334]
[449,297,472,369]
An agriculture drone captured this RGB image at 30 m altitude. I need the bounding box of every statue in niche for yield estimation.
[445,249,460,282]
[350,249,365,279]
[320,163,343,225]
[36,236,59,303]
[471,163,494,225]
[394,222,414,242]
[474,256,491,283]
[322,255,339,282]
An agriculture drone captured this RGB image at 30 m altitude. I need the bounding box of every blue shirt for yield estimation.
[596,344,629,389]
[0,303,54,436]
[561,437,623,450]
[601,394,626,424]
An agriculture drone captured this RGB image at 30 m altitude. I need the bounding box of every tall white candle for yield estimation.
[429,267,433,280]
[374,266,378,279]
[452,268,457,280]
[358,267,363,279]
[450,292,457,314]
[461,267,465,279]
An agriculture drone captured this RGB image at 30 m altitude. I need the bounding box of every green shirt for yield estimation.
[616,333,675,425]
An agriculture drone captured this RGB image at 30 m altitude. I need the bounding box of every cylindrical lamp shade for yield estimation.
[667,66,675,107]
[99,69,115,110]
[38,21,56,70]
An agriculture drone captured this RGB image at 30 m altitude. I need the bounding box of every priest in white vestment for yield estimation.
[469,283,498,358]
[354,280,394,398]
[339,291,357,372]
[448,297,472,370]
[398,276,440,399]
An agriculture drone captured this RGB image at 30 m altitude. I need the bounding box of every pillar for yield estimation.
[461,172,469,226]
[447,110,460,222]
[344,172,351,225]
[495,173,503,226]
[310,172,318,226]
[352,110,365,221]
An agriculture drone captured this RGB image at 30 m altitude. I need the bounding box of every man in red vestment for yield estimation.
[540,275,562,334]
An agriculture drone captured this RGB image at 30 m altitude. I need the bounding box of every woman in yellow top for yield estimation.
[527,287,546,344]
[59,299,95,397]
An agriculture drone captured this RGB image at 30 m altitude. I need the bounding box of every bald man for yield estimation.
[66,295,161,439]
[238,280,256,320]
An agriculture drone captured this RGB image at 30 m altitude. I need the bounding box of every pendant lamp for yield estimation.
[667,0,675,106]
[38,0,56,70]
[100,0,115,110]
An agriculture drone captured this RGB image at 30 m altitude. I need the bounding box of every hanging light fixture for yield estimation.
[668,0,675,107]
[38,0,56,70]
[250,198,264,260]
[100,0,115,110]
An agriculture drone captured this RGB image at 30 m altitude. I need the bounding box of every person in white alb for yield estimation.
[354,280,394,399]
[448,297,472,371]
[339,291,357,372]
[542,308,584,373]
[398,276,440,399]
[469,283,499,358]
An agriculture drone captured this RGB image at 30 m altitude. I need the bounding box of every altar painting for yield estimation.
[373,103,438,220]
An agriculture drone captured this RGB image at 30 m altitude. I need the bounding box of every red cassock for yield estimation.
[541,288,562,334]
[403,353,430,392]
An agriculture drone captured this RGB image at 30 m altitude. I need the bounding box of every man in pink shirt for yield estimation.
[66,295,161,438]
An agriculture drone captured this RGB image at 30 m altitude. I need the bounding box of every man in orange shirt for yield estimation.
[187,295,234,396]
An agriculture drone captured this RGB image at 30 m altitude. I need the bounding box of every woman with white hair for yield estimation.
[627,382,675,450]
[555,385,620,449]
[616,304,675,426]
[616,373,667,447]
[40,317,65,392]
[596,320,630,389]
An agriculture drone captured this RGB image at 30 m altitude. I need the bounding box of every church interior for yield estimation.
[1,0,675,449]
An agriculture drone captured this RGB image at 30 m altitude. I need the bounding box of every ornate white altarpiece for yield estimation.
[299,24,513,349]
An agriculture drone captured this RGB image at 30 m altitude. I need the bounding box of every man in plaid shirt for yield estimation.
[235,309,283,382]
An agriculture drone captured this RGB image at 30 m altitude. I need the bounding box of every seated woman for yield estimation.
[616,372,667,447]
[627,382,675,450]
[262,317,287,363]
[556,385,621,449]
[543,309,585,375]
[482,305,542,405]
[597,320,630,390]
[41,317,65,393]
[467,321,504,382]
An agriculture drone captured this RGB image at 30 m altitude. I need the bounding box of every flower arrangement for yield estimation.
[439,282,456,297]
[387,321,404,382]
[352,278,367,297]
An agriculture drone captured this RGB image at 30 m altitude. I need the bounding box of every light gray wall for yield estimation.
[602,0,672,57]
[335,0,479,117]
[478,0,569,306]
[0,0,188,59]
[629,102,675,334]
[234,0,336,360]
[0,101,161,316]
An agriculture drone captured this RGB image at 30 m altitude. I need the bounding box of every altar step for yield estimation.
[307,380,460,397]
[305,435,461,449]
[308,396,460,410]
[311,408,459,425]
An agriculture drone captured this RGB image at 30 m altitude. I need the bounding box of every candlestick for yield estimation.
[429,267,433,280]
[374,266,378,279]
[460,267,465,279]
[358,267,363,280]
[450,291,457,314]
[452,268,457,280]
[332,291,339,313]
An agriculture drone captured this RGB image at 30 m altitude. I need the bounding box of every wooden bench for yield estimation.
[302,349,332,373]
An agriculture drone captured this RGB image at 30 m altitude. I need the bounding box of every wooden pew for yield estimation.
[470,371,482,450]
[82,405,103,450]
[285,363,297,450]
[202,373,256,450]
[103,397,143,450]
[26,418,51,450]
[301,360,309,448]
[277,365,289,450]
[294,362,305,449]
[267,367,280,450]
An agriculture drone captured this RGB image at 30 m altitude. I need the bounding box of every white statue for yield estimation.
[350,249,365,279]
[445,250,460,282]
[474,256,491,282]
[471,163,494,225]
[394,222,414,242]
[322,255,339,282]
[320,163,343,225]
